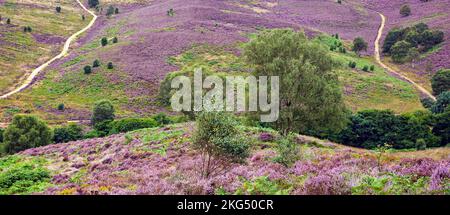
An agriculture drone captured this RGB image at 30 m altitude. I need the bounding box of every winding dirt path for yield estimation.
[374,12,436,101]
[0,0,97,99]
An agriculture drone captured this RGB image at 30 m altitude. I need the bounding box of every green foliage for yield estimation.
[167,8,175,17]
[335,110,439,149]
[83,65,92,74]
[244,29,347,135]
[273,134,300,167]
[57,103,65,111]
[337,0,342,4]
[0,128,4,143]
[383,23,444,60]
[91,100,115,127]
[352,174,429,195]
[109,118,158,134]
[234,176,291,195]
[399,4,411,17]
[352,37,368,55]
[431,69,450,96]
[193,112,249,178]
[391,40,411,63]
[431,91,450,114]
[369,65,375,71]
[23,26,32,33]
[115,8,119,14]
[348,61,356,68]
[107,62,114,69]
[93,59,100,68]
[112,37,118,43]
[6,18,11,25]
[88,0,99,8]
[420,97,435,109]
[152,112,173,125]
[55,6,62,13]
[101,37,108,46]
[3,115,53,154]
[53,124,84,143]
[362,65,369,72]
[106,5,115,16]
[432,107,450,146]
[0,156,51,195]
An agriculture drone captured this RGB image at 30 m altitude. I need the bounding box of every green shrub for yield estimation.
[420,97,435,109]
[91,100,115,127]
[273,133,300,167]
[56,6,62,13]
[0,128,4,143]
[115,8,119,14]
[152,113,173,125]
[107,62,114,69]
[101,37,108,46]
[83,65,92,74]
[432,108,450,146]
[400,4,411,17]
[93,59,100,68]
[352,37,368,56]
[0,156,51,195]
[106,5,115,16]
[431,69,450,96]
[362,65,369,72]
[337,0,342,4]
[57,103,65,111]
[53,124,84,143]
[109,118,158,134]
[234,176,291,195]
[167,8,175,17]
[431,91,450,114]
[193,112,249,178]
[112,37,118,43]
[348,61,356,68]
[3,115,53,154]
[88,0,99,8]
[369,65,375,71]
[6,18,10,25]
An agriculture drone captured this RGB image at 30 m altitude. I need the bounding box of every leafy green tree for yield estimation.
[3,115,53,154]
[91,100,115,127]
[400,4,411,17]
[431,69,450,96]
[431,91,450,114]
[6,18,10,25]
[83,65,92,74]
[107,62,114,69]
[244,29,347,135]
[390,40,411,63]
[362,65,369,72]
[432,108,450,146]
[93,59,100,68]
[115,8,119,14]
[352,37,368,56]
[383,28,404,53]
[57,103,65,111]
[53,124,83,143]
[193,112,249,178]
[88,0,99,8]
[101,37,108,46]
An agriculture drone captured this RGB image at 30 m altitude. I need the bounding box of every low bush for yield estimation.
[53,124,84,143]
[273,134,300,167]
[109,118,158,134]
[193,112,249,178]
[84,65,92,74]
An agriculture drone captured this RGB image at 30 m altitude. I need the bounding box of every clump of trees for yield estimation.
[193,112,249,178]
[400,4,411,17]
[1,115,53,154]
[244,29,347,135]
[383,23,444,63]
[332,109,441,149]
[352,37,368,56]
[431,69,450,96]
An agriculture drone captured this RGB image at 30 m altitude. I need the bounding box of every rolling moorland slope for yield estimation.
[1,0,439,122]
[0,0,448,195]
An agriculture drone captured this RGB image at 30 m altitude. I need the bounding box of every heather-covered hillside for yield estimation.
[1,123,448,195]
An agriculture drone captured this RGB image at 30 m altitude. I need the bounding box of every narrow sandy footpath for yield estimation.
[0,0,98,99]
[374,12,436,101]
